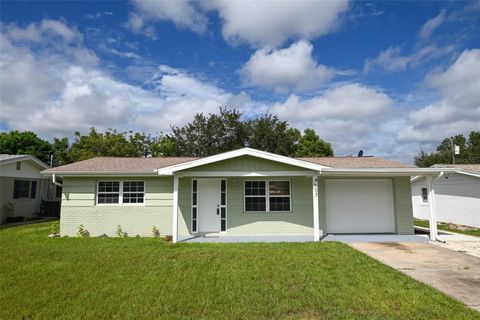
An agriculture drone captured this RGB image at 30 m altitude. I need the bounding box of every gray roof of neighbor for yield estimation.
[432,164,480,174]
[42,155,411,174]
[0,154,49,169]
[0,154,29,161]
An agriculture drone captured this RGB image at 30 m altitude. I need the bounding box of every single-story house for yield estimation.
[41,148,449,242]
[0,154,59,225]
[412,164,480,228]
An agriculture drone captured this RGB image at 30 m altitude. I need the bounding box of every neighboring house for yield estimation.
[41,148,446,242]
[0,154,58,225]
[412,164,480,228]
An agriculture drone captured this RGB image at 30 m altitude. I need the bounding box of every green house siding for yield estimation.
[178,176,314,237]
[393,177,415,235]
[60,177,174,237]
[58,163,414,238]
[187,155,314,172]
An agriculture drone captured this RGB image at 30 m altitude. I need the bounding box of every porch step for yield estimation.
[203,233,220,238]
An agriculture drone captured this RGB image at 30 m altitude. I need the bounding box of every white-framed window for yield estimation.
[96,181,144,205]
[123,181,145,204]
[244,180,291,212]
[421,188,428,203]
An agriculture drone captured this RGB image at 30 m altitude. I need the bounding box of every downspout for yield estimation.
[52,174,63,188]
[427,172,446,243]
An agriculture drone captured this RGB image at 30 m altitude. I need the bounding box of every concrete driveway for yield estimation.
[351,242,480,312]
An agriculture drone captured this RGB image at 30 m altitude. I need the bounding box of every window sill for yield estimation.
[243,211,293,214]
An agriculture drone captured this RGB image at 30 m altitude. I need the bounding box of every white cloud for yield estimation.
[269,83,394,155]
[364,44,455,73]
[398,49,480,143]
[3,19,82,43]
[418,10,446,40]
[128,0,207,35]
[203,0,349,47]
[364,9,456,74]
[240,40,335,93]
[127,0,349,47]
[0,20,254,137]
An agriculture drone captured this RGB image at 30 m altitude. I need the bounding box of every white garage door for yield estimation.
[326,179,395,233]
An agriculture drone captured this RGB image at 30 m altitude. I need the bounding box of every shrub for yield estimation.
[77,225,90,238]
[164,235,173,242]
[116,225,124,237]
[152,226,160,238]
[49,221,60,237]
[99,233,108,238]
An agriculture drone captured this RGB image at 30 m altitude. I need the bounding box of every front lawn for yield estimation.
[1,223,477,319]
[415,218,480,237]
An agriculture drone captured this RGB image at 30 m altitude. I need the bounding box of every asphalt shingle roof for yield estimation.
[42,155,411,174]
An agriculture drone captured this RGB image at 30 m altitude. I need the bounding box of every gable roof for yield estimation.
[0,154,49,170]
[155,148,329,175]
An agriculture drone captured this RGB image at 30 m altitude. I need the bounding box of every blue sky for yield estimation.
[1,1,479,162]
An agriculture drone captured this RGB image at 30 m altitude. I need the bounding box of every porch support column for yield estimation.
[172,174,179,243]
[426,175,437,241]
[312,175,320,242]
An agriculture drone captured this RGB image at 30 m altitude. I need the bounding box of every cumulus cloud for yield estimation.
[204,0,349,47]
[398,49,480,143]
[240,40,335,93]
[128,0,207,35]
[127,0,349,47]
[0,19,248,137]
[269,83,394,155]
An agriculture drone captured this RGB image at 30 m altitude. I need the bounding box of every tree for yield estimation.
[0,130,52,163]
[169,108,248,156]
[295,129,334,157]
[51,137,70,166]
[247,113,301,156]
[414,131,480,167]
[67,128,155,162]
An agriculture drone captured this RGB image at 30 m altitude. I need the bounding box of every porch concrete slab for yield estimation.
[322,234,428,243]
[351,242,480,312]
[178,235,314,243]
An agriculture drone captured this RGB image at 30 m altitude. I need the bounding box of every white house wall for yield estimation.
[412,173,480,228]
[0,160,44,179]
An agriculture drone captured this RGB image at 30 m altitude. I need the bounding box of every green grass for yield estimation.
[1,223,478,320]
[415,218,480,237]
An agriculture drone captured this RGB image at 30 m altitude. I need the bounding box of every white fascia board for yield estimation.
[156,147,328,175]
[176,170,316,177]
[456,170,480,178]
[40,171,158,177]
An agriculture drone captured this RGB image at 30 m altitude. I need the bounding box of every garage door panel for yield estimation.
[326,179,395,233]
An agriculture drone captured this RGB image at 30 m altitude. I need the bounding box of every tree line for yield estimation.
[0,108,334,167]
[414,131,480,167]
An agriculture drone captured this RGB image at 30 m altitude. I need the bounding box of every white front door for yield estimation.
[198,179,220,232]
